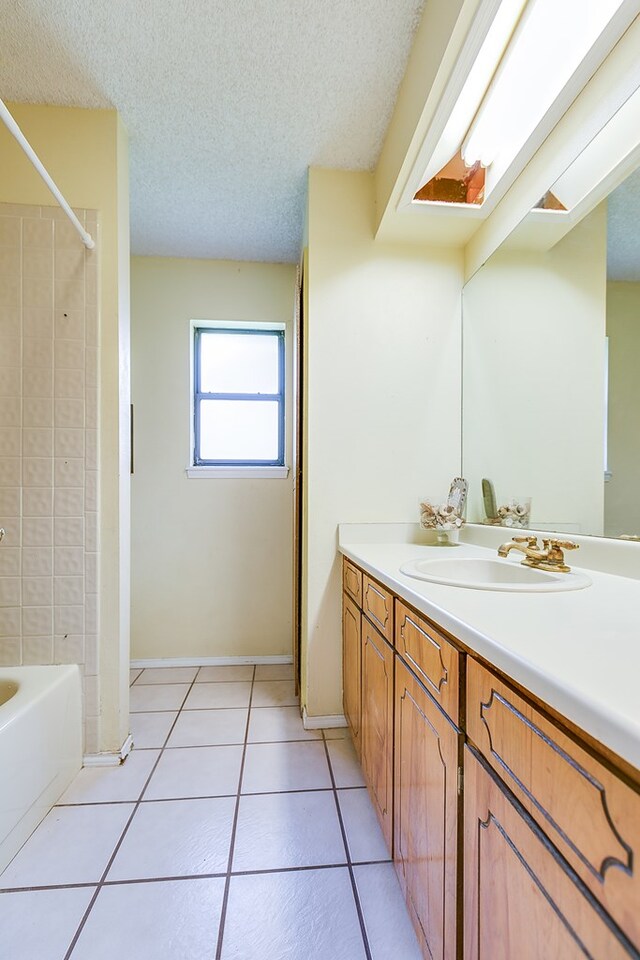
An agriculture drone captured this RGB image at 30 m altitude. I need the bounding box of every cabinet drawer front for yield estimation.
[467,659,640,949]
[395,600,460,724]
[395,658,459,960]
[464,748,632,960]
[361,618,394,853]
[362,575,393,642]
[343,558,362,607]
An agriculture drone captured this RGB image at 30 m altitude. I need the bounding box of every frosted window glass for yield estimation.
[200,333,279,394]
[199,400,279,461]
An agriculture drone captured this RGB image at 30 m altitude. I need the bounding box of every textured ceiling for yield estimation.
[608,167,640,281]
[1,0,424,262]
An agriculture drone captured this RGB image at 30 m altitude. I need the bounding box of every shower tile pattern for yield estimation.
[0,203,100,752]
[0,665,424,959]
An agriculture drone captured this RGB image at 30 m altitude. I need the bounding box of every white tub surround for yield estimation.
[0,665,82,875]
[338,522,640,771]
[0,202,102,756]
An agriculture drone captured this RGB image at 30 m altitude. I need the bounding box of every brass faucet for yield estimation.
[497,535,579,573]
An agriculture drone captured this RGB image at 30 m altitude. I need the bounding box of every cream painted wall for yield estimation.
[304,167,463,719]
[0,103,130,754]
[463,204,607,535]
[606,282,640,538]
[130,257,296,660]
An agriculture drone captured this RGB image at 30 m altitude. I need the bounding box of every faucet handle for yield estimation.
[546,538,579,551]
[513,535,538,547]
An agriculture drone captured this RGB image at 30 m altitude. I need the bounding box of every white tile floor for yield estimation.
[0,664,423,960]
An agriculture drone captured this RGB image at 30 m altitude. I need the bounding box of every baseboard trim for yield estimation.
[130,655,294,669]
[83,734,134,767]
[302,708,348,730]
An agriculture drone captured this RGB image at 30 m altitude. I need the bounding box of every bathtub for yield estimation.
[0,665,82,875]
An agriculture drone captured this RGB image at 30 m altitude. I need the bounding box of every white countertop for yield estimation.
[339,524,640,771]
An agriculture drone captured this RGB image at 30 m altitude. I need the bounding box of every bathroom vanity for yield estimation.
[339,524,640,960]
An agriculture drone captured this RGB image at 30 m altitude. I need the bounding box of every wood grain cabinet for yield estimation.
[395,600,460,725]
[394,657,461,960]
[361,615,394,852]
[464,746,634,960]
[362,574,393,643]
[467,659,640,950]
[342,593,361,754]
[343,558,362,606]
[341,556,640,960]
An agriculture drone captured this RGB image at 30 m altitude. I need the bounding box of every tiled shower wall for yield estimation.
[0,202,100,753]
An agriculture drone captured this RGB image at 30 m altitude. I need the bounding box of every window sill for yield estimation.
[186,466,290,479]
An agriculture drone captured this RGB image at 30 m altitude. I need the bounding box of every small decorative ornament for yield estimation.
[419,500,464,531]
[447,477,468,516]
[419,478,468,546]
[497,497,531,529]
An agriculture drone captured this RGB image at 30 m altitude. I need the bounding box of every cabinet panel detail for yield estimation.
[394,658,459,960]
[395,600,459,724]
[480,687,631,880]
[464,748,633,960]
[361,617,394,852]
[467,660,640,949]
[343,558,362,607]
[362,574,393,643]
[342,593,361,754]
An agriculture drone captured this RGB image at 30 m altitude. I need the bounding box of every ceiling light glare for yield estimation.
[420,0,527,187]
[462,0,626,169]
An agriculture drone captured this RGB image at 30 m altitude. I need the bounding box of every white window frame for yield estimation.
[186,319,289,479]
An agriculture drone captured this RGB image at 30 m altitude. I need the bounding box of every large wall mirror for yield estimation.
[462,90,640,541]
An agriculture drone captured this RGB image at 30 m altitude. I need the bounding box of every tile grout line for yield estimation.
[132,679,281,687]
[61,666,203,960]
[53,783,368,808]
[215,663,256,960]
[129,734,346,746]
[2,669,366,936]
[2,665,392,958]
[130,703,300,714]
[322,734,374,960]
[0,858,393,896]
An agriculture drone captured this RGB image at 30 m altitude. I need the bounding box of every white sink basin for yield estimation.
[399,557,591,592]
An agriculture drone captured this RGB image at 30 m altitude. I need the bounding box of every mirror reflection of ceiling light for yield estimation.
[538,83,640,213]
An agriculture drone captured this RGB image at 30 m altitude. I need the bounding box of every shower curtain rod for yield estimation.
[0,98,95,250]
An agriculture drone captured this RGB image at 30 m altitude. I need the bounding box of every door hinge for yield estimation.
[457,766,464,796]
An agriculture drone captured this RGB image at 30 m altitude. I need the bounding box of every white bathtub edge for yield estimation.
[0,665,82,876]
[0,759,82,876]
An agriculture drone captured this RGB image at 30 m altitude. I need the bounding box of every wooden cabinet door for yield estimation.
[394,658,460,960]
[395,600,460,725]
[342,594,361,753]
[361,616,394,852]
[464,747,634,960]
[467,659,640,948]
[343,558,363,607]
[362,574,393,643]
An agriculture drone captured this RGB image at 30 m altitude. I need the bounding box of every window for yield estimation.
[193,326,285,468]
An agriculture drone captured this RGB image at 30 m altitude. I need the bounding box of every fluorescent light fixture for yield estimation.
[420,0,527,187]
[462,0,626,171]
[415,0,628,206]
